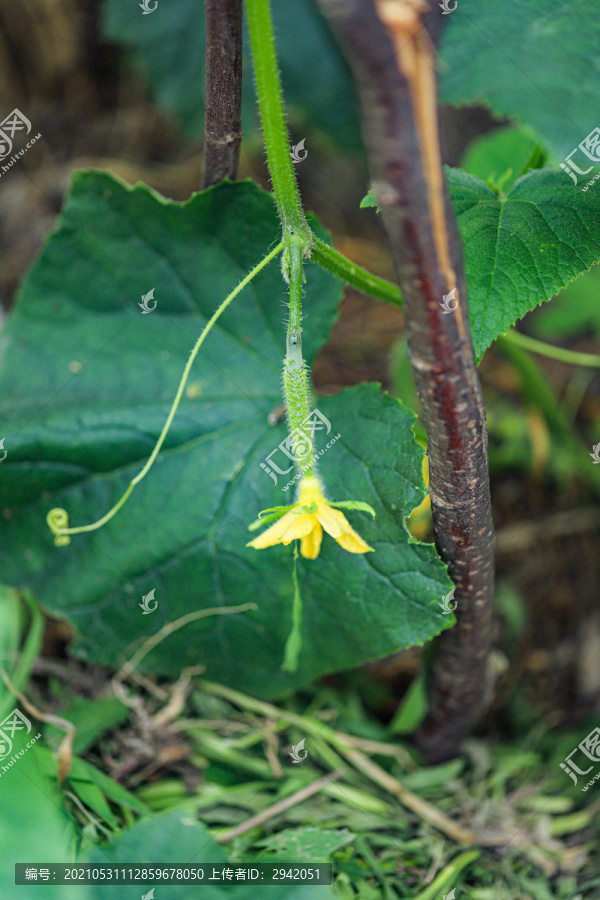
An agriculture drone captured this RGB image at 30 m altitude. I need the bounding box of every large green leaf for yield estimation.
[87,810,336,899]
[0,735,91,900]
[447,167,600,357]
[0,172,450,697]
[101,0,361,151]
[87,811,226,900]
[440,0,600,160]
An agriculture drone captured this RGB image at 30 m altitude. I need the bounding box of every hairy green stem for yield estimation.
[245,0,311,250]
[287,235,304,334]
[282,237,315,478]
[312,237,402,305]
[246,0,412,308]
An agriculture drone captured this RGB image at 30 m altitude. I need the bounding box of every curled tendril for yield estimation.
[43,240,285,549]
[47,508,71,546]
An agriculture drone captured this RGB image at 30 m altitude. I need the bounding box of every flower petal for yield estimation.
[247,509,304,549]
[248,474,375,557]
[335,528,374,554]
[300,520,323,559]
[279,514,316,544]
[315,503,351,539]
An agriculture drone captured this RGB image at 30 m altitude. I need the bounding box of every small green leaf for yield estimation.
[328,500,376,518]
[389,669,427,735]
[362,166,600,357]
[360,190,381,212]
[448,166,600,357]
[249,512,285,531]
[66,755,150,816]
[248,505,296,530]
[460,124,550,193]
[69,780,117,828]
[259,505,297,517]
[256,826,355,861]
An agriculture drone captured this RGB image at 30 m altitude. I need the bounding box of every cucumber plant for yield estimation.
[1,0,599,765]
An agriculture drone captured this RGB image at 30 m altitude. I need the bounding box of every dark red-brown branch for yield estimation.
[318,0,495,763]
[202,0,243,188]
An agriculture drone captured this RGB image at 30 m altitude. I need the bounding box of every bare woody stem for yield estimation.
[202,0,243,189]
[318,0,495,762]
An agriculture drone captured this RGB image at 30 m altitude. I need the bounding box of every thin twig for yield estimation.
[114,602,257,685]
[336,743,475,845]
[200,680,477,845]
[216,771,342,842]
[263,722,283,779]
[202,0,243,188]
[152,666,205,729]
[126,669,169,701]
[341,734,418,770]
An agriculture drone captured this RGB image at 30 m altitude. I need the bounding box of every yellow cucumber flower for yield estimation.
[247,475,374,560]
[406,451,432,541]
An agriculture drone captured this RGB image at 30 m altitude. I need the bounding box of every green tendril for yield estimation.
[47,240,284,547]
